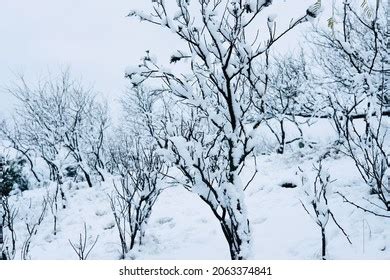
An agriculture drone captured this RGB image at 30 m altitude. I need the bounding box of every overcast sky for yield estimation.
[0,0,327,120]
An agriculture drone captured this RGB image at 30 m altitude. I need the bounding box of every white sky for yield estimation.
[0,0,328,120]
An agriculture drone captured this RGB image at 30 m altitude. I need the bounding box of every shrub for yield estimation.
[0,155,29,196]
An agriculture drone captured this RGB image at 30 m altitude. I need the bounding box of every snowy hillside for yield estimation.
[3,119,390,260]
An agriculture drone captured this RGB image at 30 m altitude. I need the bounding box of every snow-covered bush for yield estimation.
[300,160,352,260]
[126,0,319,259]
[108,131,165,258]
[0,155,29,196]
[5,70,109,189]
[1,70,110,241]
[259,51,322,154]
[0,196,18,260]
[310,0,390,210]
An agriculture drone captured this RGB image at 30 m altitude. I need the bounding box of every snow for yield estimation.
[2,119,389,260]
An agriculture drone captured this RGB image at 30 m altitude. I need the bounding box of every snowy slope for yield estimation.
[4,119,390,260]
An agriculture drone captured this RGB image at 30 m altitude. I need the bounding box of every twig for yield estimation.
[68,223,99,260]
[329,211,352,244]
[336,192,390,218]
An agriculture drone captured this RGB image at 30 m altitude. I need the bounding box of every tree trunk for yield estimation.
[220,164,252,260]
[82,169,93,188]
[204,184,251,260]
[220,217,251,260]
[321,227,326,260]
[217,177,252,260]
[277,119,286,154]
[78,163,93,188]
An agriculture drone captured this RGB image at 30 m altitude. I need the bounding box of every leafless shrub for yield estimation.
[311,0,390,210]
[108,133,165,258]
[46,187,62,235]
[300,160,352,260]
[21,198,48,260]
[68,223,99,260]
[0,196,18,260]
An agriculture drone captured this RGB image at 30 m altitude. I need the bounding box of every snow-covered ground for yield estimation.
[4,119,390,260]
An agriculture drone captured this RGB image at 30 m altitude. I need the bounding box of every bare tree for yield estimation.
[7,70,109,190]
[0,196,18,260]
[260,51,321,154]
[108,131,165,257]
[0,155,27,260]
[0,121,41,182]
[126,0,320,259]
[311,0,390,210]
[62,86,109,186]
